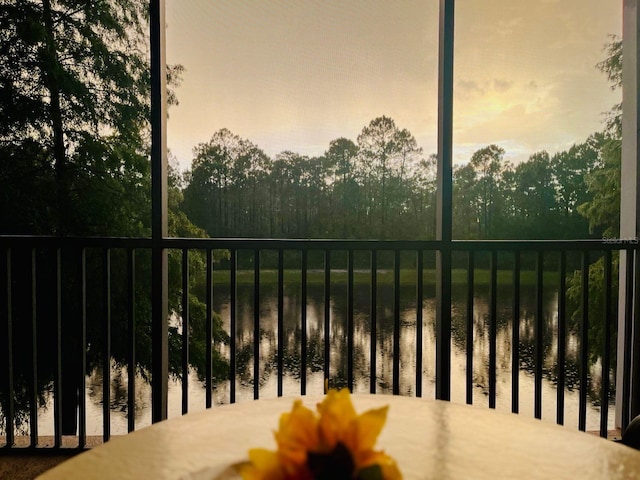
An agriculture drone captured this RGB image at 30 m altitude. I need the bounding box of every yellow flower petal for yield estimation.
[380,460,403,480]
[357,450,393,468]
[316,388,357,449]
[275,400,320,466]
[354,406,388,452]
[238,449,283,480]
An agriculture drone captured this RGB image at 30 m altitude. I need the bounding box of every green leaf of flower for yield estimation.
[357,464,385,480]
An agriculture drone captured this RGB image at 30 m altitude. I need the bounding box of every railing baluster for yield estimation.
[127,248,136,431]
[54,248,62,447]
[416,250,424,398]
[393,250,401,395]
[370,250,377,394]
[511,250,520,414]
[230,249,237,403]
[632,249,640,420]
[535,251,543,420]
[324,250,331,389]
[79,248,87,448]
[622,249,634,430]
[2,248,15,448]
[102,248,111,442]
[30,248,38,447]
[347,250,354,392]
[489,250,497,409]
[466,251,474,405]
[556,251,566,425]
[301,249,308,395]
[600,250,612,437]
[205,249,213,408]
[181,249,188,415]
[253,249,260,400]
[579,251,589,431]
[277,249,284,396]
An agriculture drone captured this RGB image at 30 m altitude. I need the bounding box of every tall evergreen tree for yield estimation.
[356,116,422,238]
[0,0,154,236]
[183,129,271,237]
[468,145,504,238]
[0,1,227,434]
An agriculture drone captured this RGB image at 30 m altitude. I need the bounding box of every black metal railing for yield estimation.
[0,236,638,452]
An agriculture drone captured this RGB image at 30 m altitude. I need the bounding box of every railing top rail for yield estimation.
[0,236,155,249]
[450,239,637,251]
[0,235,636,251]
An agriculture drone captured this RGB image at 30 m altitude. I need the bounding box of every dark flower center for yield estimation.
[305,443,385,480]
[306,442,354,480]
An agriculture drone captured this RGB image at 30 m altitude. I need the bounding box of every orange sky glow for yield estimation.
[165,1,621,171]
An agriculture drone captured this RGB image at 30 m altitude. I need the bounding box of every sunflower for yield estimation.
[237,389,402,480]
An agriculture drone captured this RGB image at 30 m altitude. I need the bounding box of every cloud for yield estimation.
[165,0,621,172]
[457,80,485,98]
[526,81,539,91]
[493,79,513,93]
[452,68,618,166]
[456,78,514,104]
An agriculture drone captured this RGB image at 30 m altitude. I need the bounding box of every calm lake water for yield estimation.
[32,280,615,436]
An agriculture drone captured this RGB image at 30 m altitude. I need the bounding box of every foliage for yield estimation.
[468,145,504,237]
[181,122,602,242]
[565,36,622,371]
[182,129,272,237]
[0,0,228,432]
[0,0,151,236]
[182,117,431,240]
[596,35,622,136]
[565,254,619,367]
[577,138,621,238]
[576,35,622,239]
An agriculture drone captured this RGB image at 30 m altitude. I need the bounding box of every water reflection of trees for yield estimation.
[87,366,149,420]
[21,276,615,434]
[214,282,611,408]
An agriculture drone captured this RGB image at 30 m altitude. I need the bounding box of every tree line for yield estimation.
[180,121,615,242]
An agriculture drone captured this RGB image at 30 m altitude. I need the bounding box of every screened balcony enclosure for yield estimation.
[1,0,639,455]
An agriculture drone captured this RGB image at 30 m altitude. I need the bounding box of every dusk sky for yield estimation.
[165,1,621,171]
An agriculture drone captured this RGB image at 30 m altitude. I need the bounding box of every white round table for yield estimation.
[38,394,640,479]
